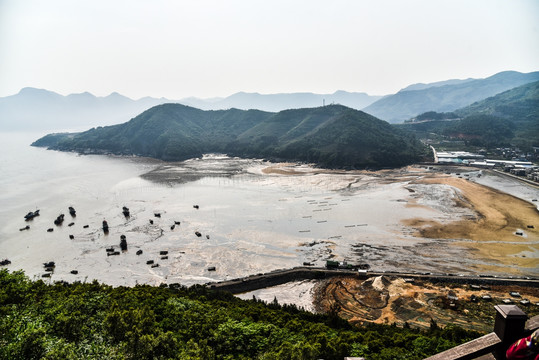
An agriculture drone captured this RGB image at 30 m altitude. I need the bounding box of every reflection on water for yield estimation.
[0,133,537,287]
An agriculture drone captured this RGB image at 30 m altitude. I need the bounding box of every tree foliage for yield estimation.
[0,269,482,359]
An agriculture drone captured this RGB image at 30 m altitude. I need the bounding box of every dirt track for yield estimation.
[314,275,539,332]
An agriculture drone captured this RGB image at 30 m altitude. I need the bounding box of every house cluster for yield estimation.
[435,149,539,183]
[492,146,539,162]
[512,166,539,183]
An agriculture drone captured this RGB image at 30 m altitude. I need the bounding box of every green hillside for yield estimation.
[363,71,539,123]
[0,270,481,360]
[399,81,539,150]
[33,104,430,169]
[455,80,539,150]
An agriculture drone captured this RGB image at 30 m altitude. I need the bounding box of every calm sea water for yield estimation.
[0,132,537,286]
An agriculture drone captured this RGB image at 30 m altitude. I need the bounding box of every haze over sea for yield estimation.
[1,132,538,287]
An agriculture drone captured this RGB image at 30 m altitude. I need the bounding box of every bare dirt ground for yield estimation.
[314,275,539,332]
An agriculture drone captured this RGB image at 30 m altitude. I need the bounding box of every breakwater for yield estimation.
[208,267,539,294]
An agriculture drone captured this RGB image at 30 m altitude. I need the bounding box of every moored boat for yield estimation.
[24,209,40,221]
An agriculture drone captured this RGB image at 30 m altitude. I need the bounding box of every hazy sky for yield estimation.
[1,0,538,99]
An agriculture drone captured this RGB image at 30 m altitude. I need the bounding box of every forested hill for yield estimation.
[32,104,429,169]
[363,70,539,123]
[400,81,539,150]
[455,80,539,122]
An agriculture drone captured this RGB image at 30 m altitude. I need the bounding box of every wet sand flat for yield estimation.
[2,147,538,288]
[404,174,539,272]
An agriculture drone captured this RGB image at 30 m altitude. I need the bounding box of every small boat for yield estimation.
[54,214,65,225]
[24,209,40,221]
[0,259,11,266]
[120,236,127,251]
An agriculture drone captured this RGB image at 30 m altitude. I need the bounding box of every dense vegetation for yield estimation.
[456,80,539,151]
[0,269,482,360]
[32,104,429,169]
[399,81,539,151]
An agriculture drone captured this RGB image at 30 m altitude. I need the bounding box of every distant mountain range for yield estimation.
[32,104,429,169]
[363,71,539,123]
[0,88,381,132]
[180,90,382,112]
[0,88,170,132]
[2,70,538,132]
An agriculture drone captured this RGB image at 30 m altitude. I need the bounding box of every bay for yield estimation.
[1,132,537,287]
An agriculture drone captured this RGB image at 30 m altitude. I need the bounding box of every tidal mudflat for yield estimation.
[1,135,538,288]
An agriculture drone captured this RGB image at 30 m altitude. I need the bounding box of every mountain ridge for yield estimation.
[399,80,539,150]
[0,88,381,132]
[32,104,429,169]
[363,71,539,123]
[175,90,382,112]
[4,70,537,131]
[0,88,171,132]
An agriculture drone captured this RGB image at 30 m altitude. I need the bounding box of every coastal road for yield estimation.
[206,267,539,294]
